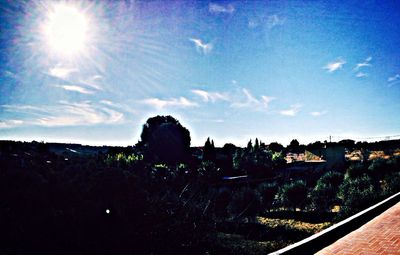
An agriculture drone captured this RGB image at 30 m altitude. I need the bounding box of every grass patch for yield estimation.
[257,217,332,234]
[204,232,290,255]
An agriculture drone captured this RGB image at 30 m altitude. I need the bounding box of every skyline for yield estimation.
[1,1,400,147]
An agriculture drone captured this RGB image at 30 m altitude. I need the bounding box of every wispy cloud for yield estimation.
[48,66,76,79]
[100,100,137,115]
[54,85,94,94]
[79,75,104,91]
[387,74,400,87]
[189,38,213,54]
[191,89,229,102]
[355,72,368,78]
[324,58,346,72]
[0,119,24,128]
[248,19,258,29]
[3,70,18,79]
[388,74,400,83]
[230,88,275,111]
[143,97,198,109]
[209,3,235,14]
[354,56,372,72]
[310,111,327,117]
[1,101,124,128]
[280,104,302,116]
[267,14,285,29]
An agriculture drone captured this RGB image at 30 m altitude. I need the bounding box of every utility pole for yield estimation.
[329,135,331,143]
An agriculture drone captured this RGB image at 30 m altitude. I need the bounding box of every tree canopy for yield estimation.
[137,115,191,164]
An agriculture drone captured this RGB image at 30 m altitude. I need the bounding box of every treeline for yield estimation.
[1,115,400,254]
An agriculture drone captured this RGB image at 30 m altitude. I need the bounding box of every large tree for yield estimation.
[137,115,191,164]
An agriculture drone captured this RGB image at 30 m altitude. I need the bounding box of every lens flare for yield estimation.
[42,4,90,57]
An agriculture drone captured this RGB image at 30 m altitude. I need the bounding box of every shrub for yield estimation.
[310,171,343,212]
[228,187,261,221]
[382,172,400,196]
[338,174,377,218]
[345,163,368,179]
[276,180,308,211]
[257,182,278,212]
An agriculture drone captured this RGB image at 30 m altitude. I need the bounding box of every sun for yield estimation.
[42,4,90,57]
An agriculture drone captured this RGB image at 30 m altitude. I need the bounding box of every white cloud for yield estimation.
[189,38,213,54]
[100,100,137,115]
[191,89,229,102]
[280,104,302,116]
[324,58,346,73]
[1,101,124,127]
[388,74,400,83]
[0,119,24,128]
[248,19,258,29]
[48,66,76,79]
[209,3,235,14]
[310,111,327,117]
[230,88,275,111]
[79,75,103,91]
[267,14,285,29]
[143,97,198,109]
[355,72,368,78]
[354,56,372,71]
[54,85,94,94]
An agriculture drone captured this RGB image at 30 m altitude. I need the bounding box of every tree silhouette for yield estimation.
[137,115,191,164]
[203,137,216,161]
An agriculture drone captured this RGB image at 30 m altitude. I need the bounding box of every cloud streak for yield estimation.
[324,58,346,72]
[209,3,235,14]
[388,74,400,83]
[0,119,24,128]
[267,15,285,29]
[143,97,198,109]
[355,72,368,78]
[54,85,94,94]
[189,38,213,54]
[48,66,77,79]
[280,104,302,116]
[354,56,372,71]
[310,111,327,117]
[1,101,124,128]
[191,89,229,102]
[230,88,275,111]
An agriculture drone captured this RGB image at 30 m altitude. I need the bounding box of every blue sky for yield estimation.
[1,0,400,146]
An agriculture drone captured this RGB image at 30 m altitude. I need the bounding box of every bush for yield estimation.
[345,163,368,179]
[276,180,308,211]
[310,171,343,212]
[228,187,261,221]
[338,174,377,218]
[257,182,278,212]
[382,172,400,196]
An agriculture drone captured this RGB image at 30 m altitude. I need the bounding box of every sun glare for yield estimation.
[42,4,90,57]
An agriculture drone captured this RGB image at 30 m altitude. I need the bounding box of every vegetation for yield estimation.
[1,115,400,254]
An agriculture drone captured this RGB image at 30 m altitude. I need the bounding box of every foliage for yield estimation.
[381,172,400,196]
[276,180,308,211]
[310,171,343,212]
[368,158,396,184]
[233,143,274,178]
[228,187,261,221]
[268,142,284,153]
[338,174,378,218]
[137,115,191,164]
[345,162,368,179]
[203,137,216,161]
[257,182,278,212]
[105,152,143,169]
